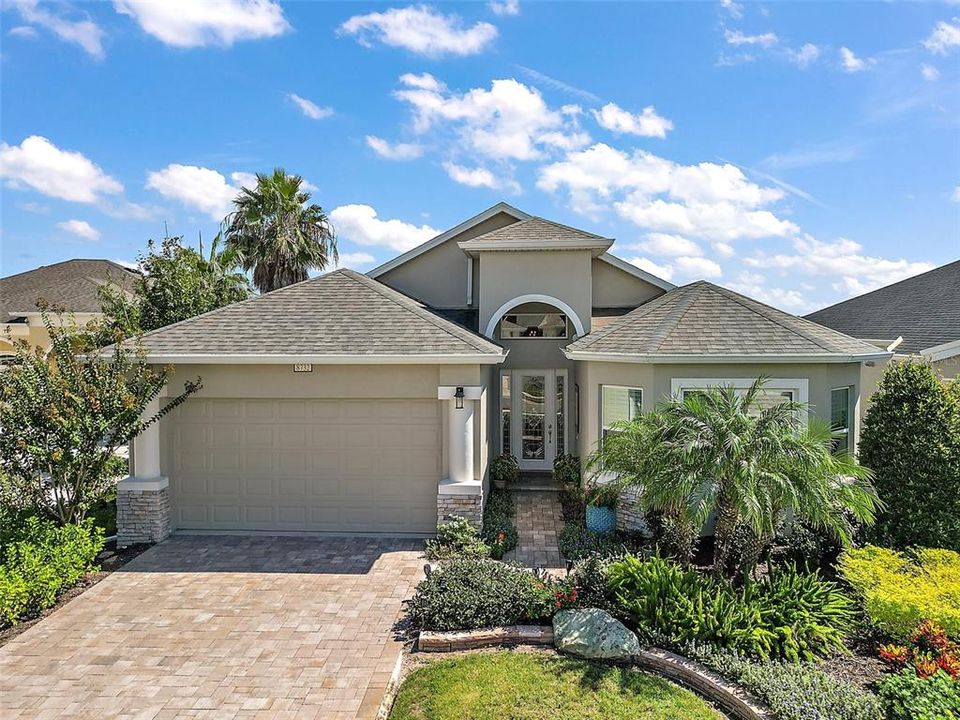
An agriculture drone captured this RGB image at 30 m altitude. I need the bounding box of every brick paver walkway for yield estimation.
[503,491,565,569]
[0,535,424,720]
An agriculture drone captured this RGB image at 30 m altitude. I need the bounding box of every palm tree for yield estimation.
[198,230,251,301]
[588,378,881,579]
[223,169,337,293]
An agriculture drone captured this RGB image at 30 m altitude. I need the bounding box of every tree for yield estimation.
[98,234,252,338]
[223,168,337,293]
[860,359,960,551]
[588,378,880,578]
[0,307,200,525]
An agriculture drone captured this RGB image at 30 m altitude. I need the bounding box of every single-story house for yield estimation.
[117,203,892,545]
[805,259,960,379]
[1,258,139,360]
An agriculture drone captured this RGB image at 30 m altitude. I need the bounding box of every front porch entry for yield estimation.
[501,368,568,471]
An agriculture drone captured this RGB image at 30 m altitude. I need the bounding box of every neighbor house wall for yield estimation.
[933,355,960,380]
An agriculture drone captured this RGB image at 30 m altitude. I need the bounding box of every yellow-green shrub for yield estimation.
[839,545,960,640]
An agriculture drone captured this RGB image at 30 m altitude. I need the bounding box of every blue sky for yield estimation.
[1,0,958,313]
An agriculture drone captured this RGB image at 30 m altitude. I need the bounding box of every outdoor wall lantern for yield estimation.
[455,386,465,409]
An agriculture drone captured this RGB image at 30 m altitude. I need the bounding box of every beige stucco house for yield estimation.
[117,203,892,546]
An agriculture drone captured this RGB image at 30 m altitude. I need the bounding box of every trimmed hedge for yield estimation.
[0,517,104,627]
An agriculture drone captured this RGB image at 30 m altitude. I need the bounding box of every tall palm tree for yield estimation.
[198,230,251,301]
[588,377,881,579]
[223,169,337,293]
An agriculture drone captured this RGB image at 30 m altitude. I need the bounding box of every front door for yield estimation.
[509,369,567,471]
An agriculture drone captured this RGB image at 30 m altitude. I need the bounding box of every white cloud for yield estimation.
[288,93,333,120]
[329,204,439,252]
[56,219,100,240]
[18,201,50,213]
[625,256,674,281]
[393,74,588,162]
[632,233,703,258]
[720,0,743,19]
[675,256,722,279]
[921,63,940,81]
[110,258,139,271]
[333,251,376,270]
[145,164,248,220]
[114,0,289,48]
[366,136,424,160]
[787,43,820,68]
[591,102,673,139]
[713,241,735,257]
[515,65,600,103]
[727,272,808,311]
[488,0,519,16]
[923,17,960,54]
[338,5,497,57]
[839,47,873,72]
[8,25,38,38]
[724,29,778,48]
[0,135,123,203]
[762,139,864,170]
[952,185,960,202]
[8,0,104,58]
[537,143,796,242]
[744,235,935,297]
[442,162,500,189]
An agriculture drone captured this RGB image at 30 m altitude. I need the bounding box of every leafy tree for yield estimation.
[0,308,200,525]
[98,234,252,337]
[224,168,337,293]
[588,378,880,578]
[860,359,960,550]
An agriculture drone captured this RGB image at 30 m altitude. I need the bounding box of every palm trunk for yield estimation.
[713,498,739,579]
[738,529,764,582]
[663,508,695,565]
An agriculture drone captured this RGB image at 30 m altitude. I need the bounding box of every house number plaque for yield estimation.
[293,363,313,373]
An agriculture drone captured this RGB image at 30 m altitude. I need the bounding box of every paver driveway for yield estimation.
[0,535,425,720]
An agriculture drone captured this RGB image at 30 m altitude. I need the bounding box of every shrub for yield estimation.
[558,522,637,561]
[839,545,960,640]
[0,517,104,627]
[607,555,854,661]
[877,668,960,720]
[688,644,883,720]
[489,453,519,488]
[425,517,490,561]
[552,454,581,487]
[860,359,960,551]
[406,557,554,631]
[481,489,518,559]
[568,554,614,612]
[879,621,960,679]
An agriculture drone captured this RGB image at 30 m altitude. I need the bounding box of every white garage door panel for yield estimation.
[170,398,441,533]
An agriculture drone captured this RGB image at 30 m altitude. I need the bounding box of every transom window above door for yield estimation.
[501,313,568,339]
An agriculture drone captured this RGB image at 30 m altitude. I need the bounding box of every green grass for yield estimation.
[390,651,725,720]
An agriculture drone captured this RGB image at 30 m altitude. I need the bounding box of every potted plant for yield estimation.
[489,453,519,490]
[584,480,620,534]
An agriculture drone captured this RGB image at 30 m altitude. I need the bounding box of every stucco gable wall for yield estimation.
[591,257,666,308]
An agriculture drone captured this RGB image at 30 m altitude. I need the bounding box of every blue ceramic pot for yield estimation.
[585,504,617,534]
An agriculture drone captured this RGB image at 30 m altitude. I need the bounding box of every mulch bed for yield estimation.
[0,539,152,649]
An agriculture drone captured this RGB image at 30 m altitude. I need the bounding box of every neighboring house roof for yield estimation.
[1,259,138,319]
[129,269,505,363]
[804,260,960,354]
[565,280,890,363]
[458,216,613,255]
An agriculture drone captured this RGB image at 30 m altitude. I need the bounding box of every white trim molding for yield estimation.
[920,337,960,362]
[565,350,892,364]
[484,294,586,339]
[670,376,810,407]
[130,353,507,365]
[458,237,613,256]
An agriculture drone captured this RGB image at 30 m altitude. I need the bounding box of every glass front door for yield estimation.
[505,369,566,471]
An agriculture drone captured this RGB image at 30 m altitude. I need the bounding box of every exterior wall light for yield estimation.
[455,386,465,409]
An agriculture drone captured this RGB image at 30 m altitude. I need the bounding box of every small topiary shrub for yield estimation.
[552,454,581,488]
[839,545,960,640]
[687,644,883,720]
[425,517,490,561]
[877,667,960,720]
[406,557,554,631]
[0,517,104,627]
[481,489,518,559]
[489,453,519,489]
[607,555,854,661]
[558,522,637,561]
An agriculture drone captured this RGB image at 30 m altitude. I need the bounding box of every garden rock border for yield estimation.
[415,627,772,720]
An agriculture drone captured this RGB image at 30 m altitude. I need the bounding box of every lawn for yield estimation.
[389,651,725,720]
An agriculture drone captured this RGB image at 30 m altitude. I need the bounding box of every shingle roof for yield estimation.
[804,260,960,353]
[566,281,886,359]
[1,259,138,318]
[131,269,504,360]
[458,216,613,250]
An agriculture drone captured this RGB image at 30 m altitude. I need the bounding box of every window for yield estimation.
[500,373,511,454]
[831,387,851,453]
[601,385,642,439]
[556,374,565,451]
[500,313,567,339]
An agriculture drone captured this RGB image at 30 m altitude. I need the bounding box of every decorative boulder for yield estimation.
[553,608,640,660]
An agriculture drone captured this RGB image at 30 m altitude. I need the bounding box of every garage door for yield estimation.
[168,398,442,534]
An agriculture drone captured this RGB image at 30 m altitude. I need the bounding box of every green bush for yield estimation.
[558,522,636,561]
[481,489,518,559]
[688,644,883,720]
[839,545,960,640]
[425,517,490,561]
[860,359,960,551]
[552,454,581,487]
[607,555,854,661]
[406,557,554,631]
[568,554,614,611]
[877,668,960,720]
[489,453,519,488]
[0,517,104,627]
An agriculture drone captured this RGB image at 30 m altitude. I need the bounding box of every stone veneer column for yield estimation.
[117,395,171,547]
[616,485,650,535]
[436,386,483,530]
